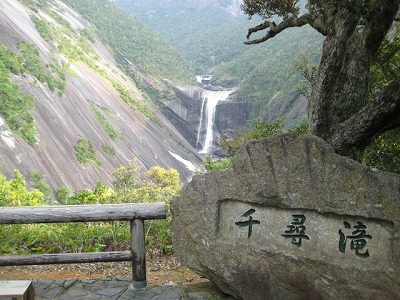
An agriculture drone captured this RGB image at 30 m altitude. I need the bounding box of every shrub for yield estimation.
[203,156,235,171]
[102,144,116,157]
[30,172,52,203]
[74,138,101,168]
[89,101,119,141]
[361,129,400,173]
[220,120,283,155]
[0,163,180,255]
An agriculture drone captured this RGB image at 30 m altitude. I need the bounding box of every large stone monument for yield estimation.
[171,134,400,299]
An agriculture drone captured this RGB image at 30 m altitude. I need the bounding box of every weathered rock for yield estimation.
[171,134,400,300]
[262,91,308,126]
[215,99,249,140]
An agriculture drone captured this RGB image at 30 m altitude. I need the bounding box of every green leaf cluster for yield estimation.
[370,34,400,98]
[30,172,52,204]
[112,160,181,203]
[74,138,102,169]
[0,170,44,207]
[102,144,116,158]
[361,129,400,174]
[203,156,235,171]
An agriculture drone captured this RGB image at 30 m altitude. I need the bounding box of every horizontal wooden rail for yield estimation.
[0,202,167,289]
[0,202,166,224]
[0,251,132,266]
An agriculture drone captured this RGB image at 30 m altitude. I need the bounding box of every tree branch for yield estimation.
[329,79,400,155]
[245,14,318,45]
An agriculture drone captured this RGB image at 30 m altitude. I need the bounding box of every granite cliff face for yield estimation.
[0,0,202,191]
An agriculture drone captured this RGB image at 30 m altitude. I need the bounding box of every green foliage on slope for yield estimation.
[88,101,119,141]
[74,138,101,169]
[0,37,68,145]
[213,26,323,121]
[18,42,66,96]
[118,1,250,72]
[19,0,159,124]
[30,15,54,42]
[0,44,38,145]
[64,0,194,84]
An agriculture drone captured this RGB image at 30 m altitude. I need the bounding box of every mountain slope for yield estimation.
[214,25,323,123]
[0,0,201,192]
[116,0,248,71]
[117,0,324,127]
[64,0,195,84]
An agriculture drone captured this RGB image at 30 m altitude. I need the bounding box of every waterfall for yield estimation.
[198,90,232,154]
[195,97,206,147]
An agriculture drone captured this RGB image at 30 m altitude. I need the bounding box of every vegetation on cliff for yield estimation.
[0,42,57,145]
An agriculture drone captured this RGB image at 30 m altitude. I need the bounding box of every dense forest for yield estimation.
[64,0,194,84]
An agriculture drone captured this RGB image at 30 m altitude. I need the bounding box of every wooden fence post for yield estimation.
[0,203,166,289]
[131,218,146,289]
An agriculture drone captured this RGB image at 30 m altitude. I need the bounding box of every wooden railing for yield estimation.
[0,202,166,289]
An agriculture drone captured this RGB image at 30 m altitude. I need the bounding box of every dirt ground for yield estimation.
[0,255,208,286]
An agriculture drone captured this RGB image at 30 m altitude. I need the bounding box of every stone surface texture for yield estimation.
[171,134,400,300]
[32,277,227,299]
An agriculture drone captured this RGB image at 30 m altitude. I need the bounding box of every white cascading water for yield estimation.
[198,90,232,154]
[195,96,206,147]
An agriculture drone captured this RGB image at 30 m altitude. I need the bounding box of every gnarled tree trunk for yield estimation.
[308,1,400,154]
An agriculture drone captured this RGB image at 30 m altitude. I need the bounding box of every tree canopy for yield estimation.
[242,0,400,156]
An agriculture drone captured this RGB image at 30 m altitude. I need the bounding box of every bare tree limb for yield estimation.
[245,14,320,45]
[329,79,400,155]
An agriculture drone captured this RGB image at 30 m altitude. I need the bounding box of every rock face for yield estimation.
[171,134,400,300]
[215,99,249,140]
[262,91,308,126]
[0,0,202,191]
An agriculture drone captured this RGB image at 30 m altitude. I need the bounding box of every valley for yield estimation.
[0,0,323,196]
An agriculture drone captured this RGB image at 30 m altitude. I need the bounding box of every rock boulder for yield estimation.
[171,134,400,299]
